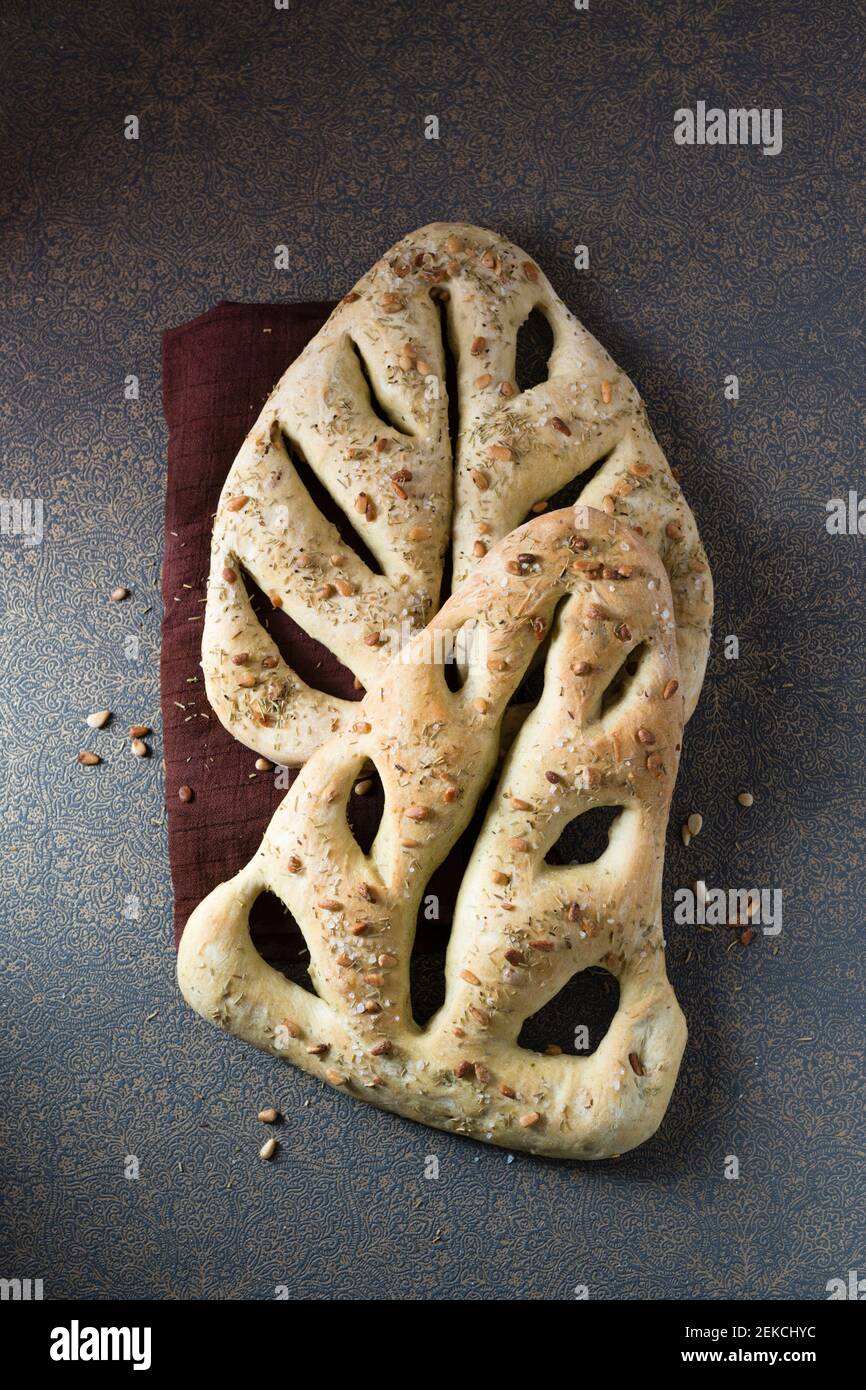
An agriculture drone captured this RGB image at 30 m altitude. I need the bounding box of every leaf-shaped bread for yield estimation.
[181,505,690,1159]
[203,223,712,764]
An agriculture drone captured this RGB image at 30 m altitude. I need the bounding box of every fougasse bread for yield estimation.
[202,223,712,765]
[180,504,700,1159]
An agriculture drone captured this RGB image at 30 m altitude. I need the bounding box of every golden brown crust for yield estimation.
[203,223,712,764]
[180,504,689,1159]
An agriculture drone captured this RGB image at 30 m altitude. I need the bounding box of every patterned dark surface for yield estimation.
[1,0,863,1300]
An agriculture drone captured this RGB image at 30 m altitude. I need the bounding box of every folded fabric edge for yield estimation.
[161,298,336,345]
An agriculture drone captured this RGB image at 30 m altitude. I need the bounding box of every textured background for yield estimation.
[1,0,864,1300]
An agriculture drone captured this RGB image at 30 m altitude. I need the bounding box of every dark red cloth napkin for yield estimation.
[160,302,471,960]
[161,302,333,957]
